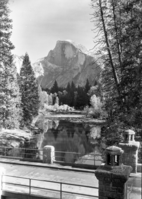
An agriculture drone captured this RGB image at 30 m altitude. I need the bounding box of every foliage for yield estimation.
[75,86,88,109]
[90,94,102,117]
[0,0,22,128]
[85,79,90,93]
[91,0,142,136]
[48,80,93,109]
[48,93,53,105]
[50,80,58,93]
[20,53,40,126]
[5,66,23,128]
[101,123,124,146]
[43,79,105,112]
[39,90,49,109]
[88,83,102,98]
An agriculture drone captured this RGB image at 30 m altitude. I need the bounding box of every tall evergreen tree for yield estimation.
[66,82,71,93]
[5,65,23,128]
[71,81,75,91]
[0,0,21,129]
[91,0,142,130]
[20,53,39,126]
[76,87,87,109]
[50,80,58,93]
[85,79,90,93]
[70,81,75,107]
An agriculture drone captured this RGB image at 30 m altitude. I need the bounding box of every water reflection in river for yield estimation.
[35,119,106,163]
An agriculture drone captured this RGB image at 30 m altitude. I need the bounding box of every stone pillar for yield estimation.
[95,146,132,199]
[119,129,140,173]
[43,145,55,164]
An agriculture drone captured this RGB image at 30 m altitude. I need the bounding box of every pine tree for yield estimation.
[84,79,90,106]
[20,53,39,126]
[91,0,142,129]
[119,0,142,127]
[85,79,90,93]
[71,81,75,91]
[50,80,58,93]
[0,0,21,129]
[5,65,23,128]
[66,82,71,93]
[76,87,87,109]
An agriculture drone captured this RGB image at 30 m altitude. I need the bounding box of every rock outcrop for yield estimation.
[33,40,101,89]
[0,129,33,157]
[0,129,32,147]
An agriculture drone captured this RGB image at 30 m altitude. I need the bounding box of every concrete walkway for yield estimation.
[0,158,141,199]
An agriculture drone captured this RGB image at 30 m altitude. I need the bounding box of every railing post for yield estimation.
[29,179,31,195]
[0,174,4,199]
[60,182,62,199]
[43,145,55,164]
[1,175,3,192]
[4,147,6,156]
[94,154,95,166]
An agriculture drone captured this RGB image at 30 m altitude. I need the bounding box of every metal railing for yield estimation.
[1,174,98,199]
[0,146,39,160]
[0,145,141,164]
[0,146,103,165]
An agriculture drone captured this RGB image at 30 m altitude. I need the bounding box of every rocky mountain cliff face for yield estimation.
[33,40,101,89]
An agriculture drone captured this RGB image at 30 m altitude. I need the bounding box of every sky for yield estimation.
[9,0,95,63]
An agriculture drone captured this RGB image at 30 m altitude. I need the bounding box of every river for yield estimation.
[30,114,142,165]
[34,117,106,164]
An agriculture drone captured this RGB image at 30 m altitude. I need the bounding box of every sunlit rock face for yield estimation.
[33,40,101,89]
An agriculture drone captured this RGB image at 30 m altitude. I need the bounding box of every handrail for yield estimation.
[0,146,101,156]
[2,174,98,188]
[1,174,98,199]
[0,146,100,153]
[0,146,103,164]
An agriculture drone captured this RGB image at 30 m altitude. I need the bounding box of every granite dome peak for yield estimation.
[17,40,102,89]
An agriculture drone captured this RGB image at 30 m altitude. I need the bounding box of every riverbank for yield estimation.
[38,110,106,125]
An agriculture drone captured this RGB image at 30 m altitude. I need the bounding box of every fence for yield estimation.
[0,146,103,165]
[0,145,141,164]
[1,174,98,199]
